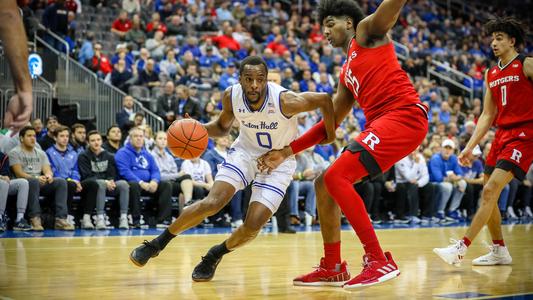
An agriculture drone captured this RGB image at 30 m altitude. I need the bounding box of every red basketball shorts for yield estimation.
[485,123,533,180]
[345,104,429,178]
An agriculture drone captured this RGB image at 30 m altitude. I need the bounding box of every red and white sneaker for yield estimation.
[293,258,350,287]
[343,252,400,290]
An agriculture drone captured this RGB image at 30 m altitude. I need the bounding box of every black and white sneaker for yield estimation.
[13,219,31,231]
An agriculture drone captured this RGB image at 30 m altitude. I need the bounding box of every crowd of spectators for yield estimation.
[2,0,532,232]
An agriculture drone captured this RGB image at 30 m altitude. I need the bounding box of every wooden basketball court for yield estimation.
[1,224,532,299]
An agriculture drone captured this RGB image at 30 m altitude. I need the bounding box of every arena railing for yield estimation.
[33,29,164,133]
[393,40,410,60]
[427,60,474,106]
[0,49,53,124]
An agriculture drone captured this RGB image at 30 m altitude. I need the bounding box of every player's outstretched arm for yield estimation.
[258,85,354,173]
[359,0,407,39]
[280,91,335,143]
[459,72,497,166]
[203,89,235,138]
[0,0,33,132]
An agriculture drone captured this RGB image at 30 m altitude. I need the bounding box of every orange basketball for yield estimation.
[167,119,209,159]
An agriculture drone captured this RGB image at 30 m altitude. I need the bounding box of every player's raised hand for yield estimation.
[458,148,473,167]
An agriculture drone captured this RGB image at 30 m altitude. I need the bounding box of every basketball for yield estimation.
[166,119,209,159]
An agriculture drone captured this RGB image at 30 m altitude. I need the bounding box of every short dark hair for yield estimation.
[71,123,85,133]
[45,115,58,125]
[87,130,101,140]
[19,126,35,138]
[318,0,365,30]
[53,125,70,137]
[485,17,526,47]
[106,124,120,136]
[239,56,267,75]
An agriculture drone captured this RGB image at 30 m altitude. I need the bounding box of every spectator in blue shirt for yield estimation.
[46,126,84,224]
[199,46,222,68]
[115,127,172,227]
[218,63,239,90]
[78,32,94,66]
[429,139,466,221]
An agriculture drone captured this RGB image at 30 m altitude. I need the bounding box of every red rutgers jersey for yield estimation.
[339,38,421,125]
[487,54,533,128]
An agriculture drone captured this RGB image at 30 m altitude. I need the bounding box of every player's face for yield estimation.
[56,130,70,148]
[88,134,102,153]
[239,64,268,103]
[322,16,352,48]
[491,32,515,57]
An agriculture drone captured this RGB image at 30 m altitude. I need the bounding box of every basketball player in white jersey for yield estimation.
[130,56,336,282]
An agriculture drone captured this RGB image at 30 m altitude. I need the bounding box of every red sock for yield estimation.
[323,241,341,269]
[462,236,472,247]
[492,239,505,247]
[323,151,386,262]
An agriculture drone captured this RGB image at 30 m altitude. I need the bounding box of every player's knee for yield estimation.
[323,168,338,194]
[314,173,326,193]
[481,181,502,204]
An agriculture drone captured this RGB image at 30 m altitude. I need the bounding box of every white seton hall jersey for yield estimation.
[229,82,298,158]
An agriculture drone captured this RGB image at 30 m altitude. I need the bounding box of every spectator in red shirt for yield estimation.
[111,10,132,39]
[90,43,112,78]
[266,34,288,56]
[211,25,240,52]
[146,12,167,37]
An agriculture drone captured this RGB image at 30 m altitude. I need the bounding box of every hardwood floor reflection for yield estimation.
[1,224,532,299]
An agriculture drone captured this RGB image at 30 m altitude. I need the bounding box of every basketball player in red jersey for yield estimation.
[258,0,428,289]
[434,17,533,266]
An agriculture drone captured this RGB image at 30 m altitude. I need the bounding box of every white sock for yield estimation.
[16,213,24,222]
[97,214,105,220]
[120,213,127,219]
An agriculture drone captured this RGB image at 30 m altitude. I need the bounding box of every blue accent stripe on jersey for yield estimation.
[253,182,285,197]
[222,163,248,186]
[278,89,290,119]
[252,182,285,198]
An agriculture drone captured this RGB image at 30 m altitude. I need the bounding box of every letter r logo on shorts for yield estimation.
[362,133,380,151]
[510,149,522,163]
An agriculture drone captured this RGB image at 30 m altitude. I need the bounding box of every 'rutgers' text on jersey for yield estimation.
[487,54,533,128]
[229,82,298,158]
[340,38,421,125]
